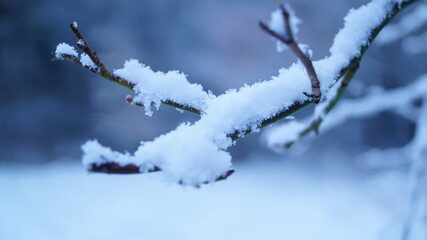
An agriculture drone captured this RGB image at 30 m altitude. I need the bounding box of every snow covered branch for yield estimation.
[54,23,210,115]
[55,0,420,186]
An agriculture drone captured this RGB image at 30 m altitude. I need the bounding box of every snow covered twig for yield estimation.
[54,23,208,115]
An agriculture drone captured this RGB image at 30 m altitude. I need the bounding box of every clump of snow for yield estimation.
[72,21,78,28]
[77,39,85,46]
[329,0,389,66]
[83,124,233,186]
[268,5,301,52]
[114,59,211,116]
[266,121,307,149]
[81,140,132,169]
[132,123,232,185]
[55,43,78,59]
[80,53,97,70]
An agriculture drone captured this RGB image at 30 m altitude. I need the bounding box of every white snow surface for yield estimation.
[0,157,413,240]
[113,59,211,116]
[55,43,78,59]
[82,0,411,185]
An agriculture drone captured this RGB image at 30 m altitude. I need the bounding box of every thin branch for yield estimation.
[259,5,321,103]
[69,22,135,90]
[90,162,161,174]
[89,161,235,186]
[70,22,108,74]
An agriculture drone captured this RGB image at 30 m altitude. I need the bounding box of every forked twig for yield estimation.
[259,5,321,103]
[69,22,136,90]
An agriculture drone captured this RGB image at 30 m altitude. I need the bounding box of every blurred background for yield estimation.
[1,0,426,239]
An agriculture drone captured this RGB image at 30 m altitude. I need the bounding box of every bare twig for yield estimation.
[259,5,321,103]
[69,22,136,90]
[89,162,161,174]
[70,22,107,73]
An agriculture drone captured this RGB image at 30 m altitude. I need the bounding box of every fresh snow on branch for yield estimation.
[79,53,97,70]
[55,43,78,59]
[81,0,417,185]
[114,59,212,116]
[55,23,211,115]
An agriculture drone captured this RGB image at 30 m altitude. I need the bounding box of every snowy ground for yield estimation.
[0,153,410,240]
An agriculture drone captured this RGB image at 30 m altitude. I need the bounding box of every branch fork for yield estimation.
[259,4,321,103]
